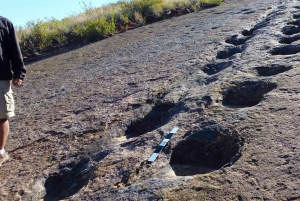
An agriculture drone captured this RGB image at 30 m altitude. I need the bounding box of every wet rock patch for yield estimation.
[222,80,277,108]
[170,128,242,176]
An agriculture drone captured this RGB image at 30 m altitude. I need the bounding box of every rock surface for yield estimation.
[1,0,300,200]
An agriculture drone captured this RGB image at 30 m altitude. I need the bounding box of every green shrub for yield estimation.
[17,0,223,54]
[134,11,145,24]
[201,0,222,5]
[120,14,130,23]
[121,0,163,19]
[74,14,116,42]
[30,20,54,50]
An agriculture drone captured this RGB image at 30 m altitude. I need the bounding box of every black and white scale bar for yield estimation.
[147,127,179,163]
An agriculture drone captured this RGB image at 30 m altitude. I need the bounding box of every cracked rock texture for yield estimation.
[1,0,300,200]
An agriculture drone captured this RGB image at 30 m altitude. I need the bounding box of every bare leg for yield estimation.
[0,119,9,150]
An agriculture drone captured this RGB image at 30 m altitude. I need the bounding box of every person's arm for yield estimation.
[7,21,26,81]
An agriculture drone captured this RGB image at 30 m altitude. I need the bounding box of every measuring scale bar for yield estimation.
[147,127,179,163]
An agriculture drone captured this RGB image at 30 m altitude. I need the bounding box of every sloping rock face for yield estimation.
[1,0,300,200]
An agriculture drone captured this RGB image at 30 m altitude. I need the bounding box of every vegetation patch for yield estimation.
[17,0,222,59]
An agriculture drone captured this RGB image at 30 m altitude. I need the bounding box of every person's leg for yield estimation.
[0,81,13,165]
[0,118,9,166]
[0,118,9,150]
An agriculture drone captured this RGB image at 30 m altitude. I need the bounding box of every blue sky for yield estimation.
[1,0,118,28]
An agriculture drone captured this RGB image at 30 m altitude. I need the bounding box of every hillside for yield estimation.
[1,0,300,200]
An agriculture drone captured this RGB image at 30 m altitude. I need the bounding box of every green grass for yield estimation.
[17,0,222,56]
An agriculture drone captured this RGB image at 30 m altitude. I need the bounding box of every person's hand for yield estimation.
[12,78,22,87]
